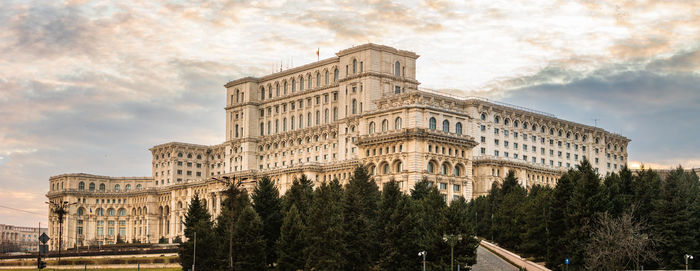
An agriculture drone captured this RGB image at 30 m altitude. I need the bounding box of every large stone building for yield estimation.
[46,44,629,250]
[0,224,47,253]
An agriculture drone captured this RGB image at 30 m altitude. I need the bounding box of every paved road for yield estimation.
[471,245,519,271]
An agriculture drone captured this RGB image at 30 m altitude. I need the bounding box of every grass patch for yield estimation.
[1,268,181,271]
[0,256,178,267]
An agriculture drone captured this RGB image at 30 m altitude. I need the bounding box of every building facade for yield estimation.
[46,44,629,250]
[0,224,47,253]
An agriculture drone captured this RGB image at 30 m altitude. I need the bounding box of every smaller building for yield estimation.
[0,224,47,253]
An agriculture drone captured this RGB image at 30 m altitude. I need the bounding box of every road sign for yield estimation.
[565,258,570,265]
[39,244,49,254]
[39,233,50,244]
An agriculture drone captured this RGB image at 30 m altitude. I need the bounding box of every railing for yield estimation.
[473,155,563,171]
[417,87,556,118]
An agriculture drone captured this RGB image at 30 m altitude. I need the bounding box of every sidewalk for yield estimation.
[479,240,551,271]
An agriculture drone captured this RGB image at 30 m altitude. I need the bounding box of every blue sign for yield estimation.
[565,258,570,265]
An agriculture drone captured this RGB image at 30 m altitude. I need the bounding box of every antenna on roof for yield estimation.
[593,118,600,127]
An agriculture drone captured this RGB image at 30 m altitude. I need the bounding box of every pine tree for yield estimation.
[492,170,526,250]
[214,189,250,269]
[379,180,413,270]
[566,158,604,269]
[417,182,448,269]
[632,167,661,222]
[232,205,266,271]
[306,179,345,270]
[378,179,403,239]
[651,167,698,269]
[411,177,431,200]
[342,166,380,270]
[519,185,552,260]
[466,196,492,239]
[690,169,700,270]
[277,204,306,271]
[444,197,479,268]
[545,170,574,269]
[179,194,216,271]
[283,174,314,224]
[601,166,634,217]
[380,194,423,270]
[252,176,283,267]
[182,194,211,238]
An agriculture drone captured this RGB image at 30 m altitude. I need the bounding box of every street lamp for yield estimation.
[685,254,694,271]
[46,200,76,262]
[443,234,463,271]
[212,175,240,271]
[418,251,427,271]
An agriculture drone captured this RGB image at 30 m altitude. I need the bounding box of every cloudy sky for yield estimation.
[1,0,699,227]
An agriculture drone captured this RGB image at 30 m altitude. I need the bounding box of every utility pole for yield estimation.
[46,200,76,262]
[212,175,240,271]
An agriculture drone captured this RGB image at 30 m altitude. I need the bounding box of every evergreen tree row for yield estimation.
[468,159,700,271]
[179,166,478,270]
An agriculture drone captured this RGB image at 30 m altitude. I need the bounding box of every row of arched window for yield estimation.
[80,207,128,217]
[428,117,463,135]
[369,160,403,175]
[368,117,402,134]
[259,108,339,135]
[78,182,142,192]
[367,160,466,177]
[257,132,337,152]
[427,161,465,177]
[483,113,597,143]
[259,69,340,101]
[154,152,204,160]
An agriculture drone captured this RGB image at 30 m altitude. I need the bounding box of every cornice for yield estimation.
[473,156,565,175]
[224,58,339,88]
[357,128,478,148]
[336,43,419,59]
[49,173,153,181]
[338,71,420,85]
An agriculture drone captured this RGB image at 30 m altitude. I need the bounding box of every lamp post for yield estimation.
[192,231,196,271]
[418,251,427,271]
[685,254,694,271]
[443,234,463,271]
[46,200,76,262]
[212,175,240,271]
